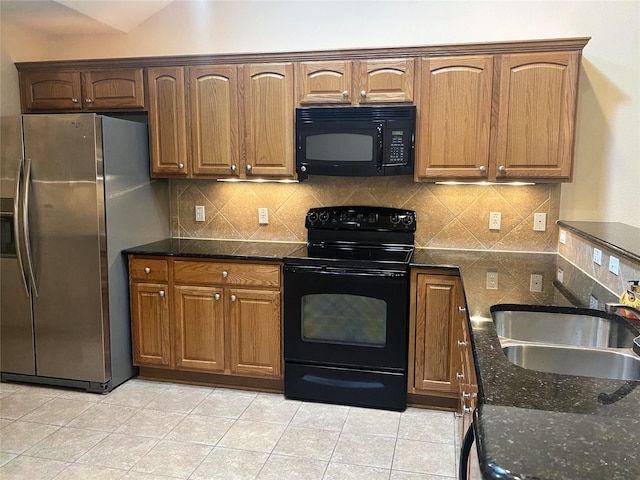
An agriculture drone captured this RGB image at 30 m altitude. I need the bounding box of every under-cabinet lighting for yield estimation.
[435,181,536,186]
[216,178,299,184]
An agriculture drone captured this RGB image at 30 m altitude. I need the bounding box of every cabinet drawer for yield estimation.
[174,260,280,288]
[130,258,169,282]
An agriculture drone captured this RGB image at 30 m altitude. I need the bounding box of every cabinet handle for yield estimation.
[246,164,252,173]
[479,165,487,174]
[456,372,464,379]
[214,293,221,300]
[144,267,151,273]
[454,411,463,418]
[178,163,184,170]
[462,392,471,399]
[85,98,93,104]
[342,90,349,98]
[159,290,165,297]
[231,164,237,172]
[458,340,468,347]
[498,165,506,174]
[458,306,466,313]
[222,271,228,278]
[230,294,237,302]
[463,406,473,414]
[360,90,367,98]
[71,98,79,103]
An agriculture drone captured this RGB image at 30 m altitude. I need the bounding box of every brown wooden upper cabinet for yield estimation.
[20,69,145,112]
[416,51,580,182]
[147,63,295,179]
[297,58,414,105]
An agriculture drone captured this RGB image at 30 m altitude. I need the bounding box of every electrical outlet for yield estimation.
[489,212,501,230]
[258,207,269,225]
[559,230,567,245]
[530,274,543,292]
[486,271,498,290]
[593,248,602,266]
[533,213,546,231]
[589,295,599,309]
[557,268,564,283]
[195,205,205,222]
[609,256,620,275]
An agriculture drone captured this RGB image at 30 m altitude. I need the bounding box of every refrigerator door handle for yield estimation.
[22,157,38,297]
[13,159,30,296]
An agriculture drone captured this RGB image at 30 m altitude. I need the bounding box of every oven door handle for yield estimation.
[284,265,406,279]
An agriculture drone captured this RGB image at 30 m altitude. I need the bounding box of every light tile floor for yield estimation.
[0,379,464,479]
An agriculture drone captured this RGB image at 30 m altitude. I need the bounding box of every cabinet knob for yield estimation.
[479,165,487,174]
[222,271,228,278]
[456,372,464,379]
[214,293,221,300]
[463,406,473,414]
[458,306,466,313]
[85,98,93,104]
[231,164,237,172]
[360,90,367,98]
[71,98,79,103]
[159,290,165,297]
[246,164,252,173]
[342,90,349,98]
[498,165,506,174]
[144,267,151,273]
[178,163,184,170]
[300,165,307,172]
[462,392,471,399]
[458,340,468,347]
[230,294,237,302]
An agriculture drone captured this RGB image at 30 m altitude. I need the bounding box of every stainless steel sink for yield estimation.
[502,343,640,381]
[493,309,639,348]
[492,306,640,381]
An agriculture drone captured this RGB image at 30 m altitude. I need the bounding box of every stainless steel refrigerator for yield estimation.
[0,114,169,392]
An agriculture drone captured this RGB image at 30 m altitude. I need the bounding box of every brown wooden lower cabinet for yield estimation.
[128,256,282,389]
[408,270,476,411]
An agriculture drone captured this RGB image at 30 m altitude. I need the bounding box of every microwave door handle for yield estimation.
[376,123,384,172]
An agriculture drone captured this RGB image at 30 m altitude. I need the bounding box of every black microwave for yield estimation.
[295,105,416,178]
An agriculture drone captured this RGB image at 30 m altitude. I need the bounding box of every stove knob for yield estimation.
[307,212,318,223]
[319,211,329,222]
[402,215,414,225]
[390,214,400,224]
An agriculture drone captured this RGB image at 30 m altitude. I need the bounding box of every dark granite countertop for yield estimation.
[412,248,639,480]
[558,220,640,263]
[126,240,639,478]
[123,238,304,261]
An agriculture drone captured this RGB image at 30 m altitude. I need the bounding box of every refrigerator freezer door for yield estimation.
[23,114,109,383]
[0,116,35,375]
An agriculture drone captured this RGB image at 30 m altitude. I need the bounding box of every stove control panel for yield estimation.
[306,206,416,232]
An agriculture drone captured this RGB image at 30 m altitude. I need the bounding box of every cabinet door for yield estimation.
[357,58,414,104]
[412,274,462,393]
[174,285,226,373]
[296,60,352,104]
[242,63,295,178]
[130,282,171,367]
[21,71,83,111]
[228,288,281,378]
[416,56,493,180]
[189,65,241,177]
[83,69,145,110]
[492,51,579,180]
[147,67,189,177]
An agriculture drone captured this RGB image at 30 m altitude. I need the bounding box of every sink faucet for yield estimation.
[604,303,640,320]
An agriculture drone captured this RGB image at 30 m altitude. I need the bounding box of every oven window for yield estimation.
[306,134,373,162]
[301,293,386,347]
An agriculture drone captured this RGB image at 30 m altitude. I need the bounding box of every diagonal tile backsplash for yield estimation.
[171,177,560,252]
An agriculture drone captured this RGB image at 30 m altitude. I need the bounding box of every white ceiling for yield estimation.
[0,0,175,35]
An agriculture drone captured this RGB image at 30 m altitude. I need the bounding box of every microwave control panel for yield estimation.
[383,126,413,167]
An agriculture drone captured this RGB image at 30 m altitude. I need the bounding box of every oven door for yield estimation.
[283,264,409,371]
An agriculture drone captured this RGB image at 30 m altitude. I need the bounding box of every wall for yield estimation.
[1,0,638,229]
[172,178,560,251]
